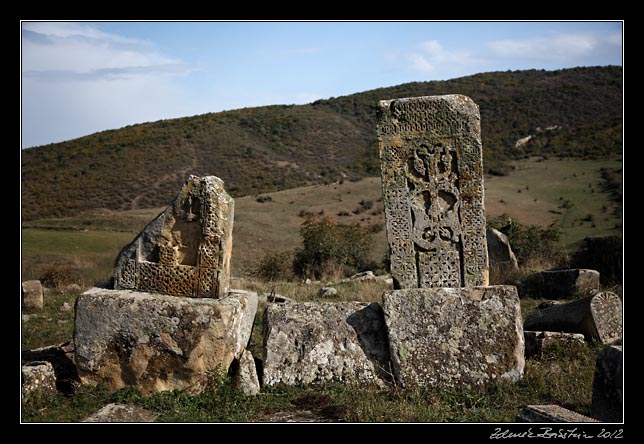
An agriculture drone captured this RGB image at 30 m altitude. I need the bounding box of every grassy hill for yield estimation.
[21,66,622,221]
[23,157,622,281]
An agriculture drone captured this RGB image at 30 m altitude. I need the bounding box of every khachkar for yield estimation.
[377,94,489,289]
[377,95,524,388]
[113,175,233,299]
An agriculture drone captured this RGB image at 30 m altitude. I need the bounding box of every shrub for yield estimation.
[39,262,80,290]
[255,195,272,203]
[293,215,373,279]
[253,251,294,281]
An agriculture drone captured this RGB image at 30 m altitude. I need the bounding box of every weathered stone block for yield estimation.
[82,403,158,423]
[22,361,57,397]
[22,280,44,310]
[487,227,519,272]
[113,175,234,299]
[517,405,599,423]
[382,286,524,388]
[524,331,586,359]
[74,287,257,394]
[377,95,489,289]
[234,350,260,396]
[521,269,600,299]
[591,345,623,422]
[524,292,622,344]
[262,302,391,386]
[22,342,79,394]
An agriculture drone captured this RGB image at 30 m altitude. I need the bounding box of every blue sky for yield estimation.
[21,21,622,148]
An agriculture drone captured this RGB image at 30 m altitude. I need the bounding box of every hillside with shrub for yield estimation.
[22,66,622,221]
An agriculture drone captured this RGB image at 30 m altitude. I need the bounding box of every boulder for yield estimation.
[382,286,524,388]
[22,361,57,397]
[82,403,158,423]
[262,301,391,386]
[524,292,622,344]
[524,331,586,359]
[318,287,338,298]
[520,269,600,299]
[516,405,599,423]
[233,350,260,396]
[486,227,519,272]
[73,287,258,394]
[349,271,376,281]
[591,345,623,422]
[113,175,234,299]
[22,280,44,310]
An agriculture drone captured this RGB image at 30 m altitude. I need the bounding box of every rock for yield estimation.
[255,291,295,304]
[486,227,519,272]
[60,302,72,312]
[520,269,600,299]
[73,287,258,394]
[591,345,623,422]
[524,292,622,344]
[318,287,338,298]
[113,175,234,299]
[82,403,158,423]
[263,301,391,386]
[382,286,524,388]
[304,278,312,285]
[349,271,376,281]
[378,95,489,288]
[516,405,599,423]
[22,314,31,322]
[22,361,57,397]
[524,331,586,359]
[233,350,260,396]
[22,342,79,394]
[22,280,44,310]
[64,283,82,293]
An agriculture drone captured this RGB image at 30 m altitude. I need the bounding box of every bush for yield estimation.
[255,195,272,203]
[293,215,373,279]
[39,262,80,290]
[253,251,293,281]
[570,236,622,285]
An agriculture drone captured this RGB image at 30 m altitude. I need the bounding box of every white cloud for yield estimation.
[488,33,598,61]
[21,22,195,147]
[607,31,622,46]
[405,40,474,75]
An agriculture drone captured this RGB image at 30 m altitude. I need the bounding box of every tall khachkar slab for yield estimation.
[377,95,489,289]
[113,175,233,298]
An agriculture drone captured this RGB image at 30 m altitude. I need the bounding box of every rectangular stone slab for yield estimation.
[382,286,524,388]
[262,301,391,386]
[377,95,489,289]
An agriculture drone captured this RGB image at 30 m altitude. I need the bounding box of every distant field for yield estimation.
[22,157,622,282]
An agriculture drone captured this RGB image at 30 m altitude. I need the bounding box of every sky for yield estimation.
[21,21,622,148]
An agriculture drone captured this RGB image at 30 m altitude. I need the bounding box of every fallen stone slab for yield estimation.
[82,403,158,423]
[263,301,391,386]
[22,361,57,397]
[74,287,257,394]
[592,345,623,422]
[524,331,586,359]
[22,280,44,310]
[523,292,622,344]
[382,286,524,388]
[520,269,600,299]
[516,405,599,422]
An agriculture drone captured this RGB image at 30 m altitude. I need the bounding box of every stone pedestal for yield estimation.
[74,287,257,394]
[382,285,524,388]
